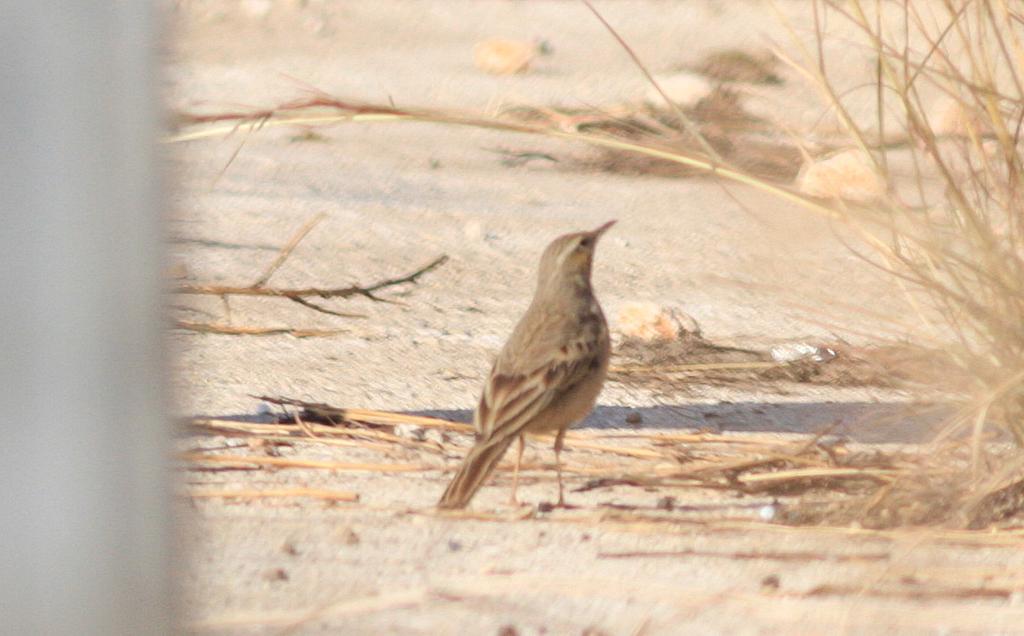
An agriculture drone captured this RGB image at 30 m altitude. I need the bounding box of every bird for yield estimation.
[438,220,614,509]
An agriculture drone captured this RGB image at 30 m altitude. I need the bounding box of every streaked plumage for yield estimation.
[438,221,614,509]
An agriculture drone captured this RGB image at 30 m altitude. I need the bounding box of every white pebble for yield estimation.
[797,149,886,203]
[645,73,712,109]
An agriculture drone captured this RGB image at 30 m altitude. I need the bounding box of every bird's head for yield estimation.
[536,220,616,292]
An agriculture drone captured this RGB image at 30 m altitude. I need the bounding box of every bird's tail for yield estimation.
[437,435,515,509]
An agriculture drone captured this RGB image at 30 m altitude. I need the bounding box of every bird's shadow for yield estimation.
[192,399,949,445]
[418,401,950,444]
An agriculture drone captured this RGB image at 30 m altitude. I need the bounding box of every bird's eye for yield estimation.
[578,237,592,249]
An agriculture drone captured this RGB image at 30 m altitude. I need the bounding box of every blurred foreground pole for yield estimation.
[0,3,171,634]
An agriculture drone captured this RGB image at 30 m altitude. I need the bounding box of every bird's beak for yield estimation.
[591,219,617,239]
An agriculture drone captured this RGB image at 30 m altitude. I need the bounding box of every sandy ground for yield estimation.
[169,1,1024,634]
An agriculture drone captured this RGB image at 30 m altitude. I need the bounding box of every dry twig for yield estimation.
[175,255,449,304]
[172,210,447,334]
[251,212,327,287]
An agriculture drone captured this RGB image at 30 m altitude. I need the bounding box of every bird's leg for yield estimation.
[509,434,525,505]
[554,427,567,507]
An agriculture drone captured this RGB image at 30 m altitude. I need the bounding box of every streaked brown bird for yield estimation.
[438,220,614,509]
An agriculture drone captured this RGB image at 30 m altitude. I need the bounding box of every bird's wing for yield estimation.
[474,332,601,441]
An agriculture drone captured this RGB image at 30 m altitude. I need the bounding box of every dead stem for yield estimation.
[251,212,327,288]
[175,255,448,303]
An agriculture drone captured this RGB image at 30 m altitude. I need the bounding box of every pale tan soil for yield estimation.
[168,1,1024,634]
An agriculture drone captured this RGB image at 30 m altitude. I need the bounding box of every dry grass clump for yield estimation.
[798,0,1024,379]
[765,0,1024,524]
[778,442,1023,529]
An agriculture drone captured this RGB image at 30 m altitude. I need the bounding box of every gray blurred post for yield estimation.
[0,3,171,634]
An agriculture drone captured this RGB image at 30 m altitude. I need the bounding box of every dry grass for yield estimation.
[184,399,1017,529]
[786,0,1024,437]
[172,211,448,335]
[770,0,1024,524]
[612,334,966,391]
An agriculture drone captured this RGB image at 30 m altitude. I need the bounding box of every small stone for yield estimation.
[463,220,484,241]
[264,568,289,582]
[497,626,519,636]
[447,539,463,552]
[656,496,676,511]
[474,38,536,75]
[625,411,643,425]
[797,149,886,203]
[340,527,360,545]
[246,438,282,457]
[615,301,699,341]
[928,94,978,137]
[761,574,781,589]
[281,541,299,556]
[770,343,835,363]
[241,0,272,18]
[644,72,712,109]
[395,424,427,442]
